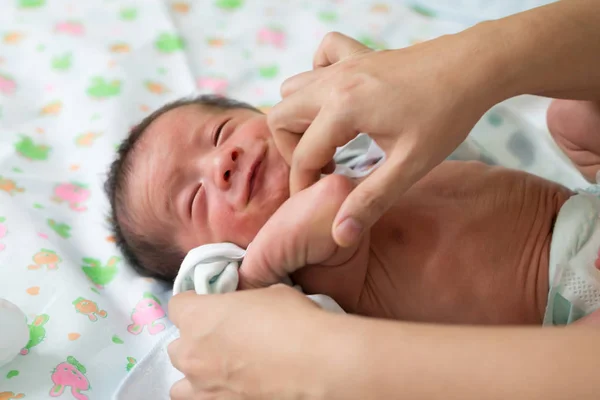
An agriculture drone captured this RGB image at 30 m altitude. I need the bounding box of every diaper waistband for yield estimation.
[544,188,600,325]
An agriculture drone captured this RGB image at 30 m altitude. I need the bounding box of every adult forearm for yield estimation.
[329,316,600,400]
[470,0,600,103]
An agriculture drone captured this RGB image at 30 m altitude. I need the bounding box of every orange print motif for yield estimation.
[0,392,25,400]
[72,297,108,322]
[75,132,102,147]
[3,32,24,44]
[172,2,190,13]
[110,43,130,53]
[145,81,169,94]
[40,100,62,116]
[28,249,61,270]
[0,176,24,196]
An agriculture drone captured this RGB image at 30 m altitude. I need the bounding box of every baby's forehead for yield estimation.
[141,103,222,148]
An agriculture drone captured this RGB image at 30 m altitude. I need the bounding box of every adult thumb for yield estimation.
[332,159,405,247]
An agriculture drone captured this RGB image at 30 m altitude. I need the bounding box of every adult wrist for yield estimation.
[305,313,377,400]
[452,20,522,111]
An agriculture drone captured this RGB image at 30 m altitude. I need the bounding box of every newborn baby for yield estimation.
[105,95,600,326]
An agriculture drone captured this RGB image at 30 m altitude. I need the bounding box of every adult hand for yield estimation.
[239,174,365,297]
[268,31,503,247]
[167,286,354,400]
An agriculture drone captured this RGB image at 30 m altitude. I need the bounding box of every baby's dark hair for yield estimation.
[105,95,261,281]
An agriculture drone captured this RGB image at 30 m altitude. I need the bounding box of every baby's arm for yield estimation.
[547,99,600,182]
[240,174,369,311]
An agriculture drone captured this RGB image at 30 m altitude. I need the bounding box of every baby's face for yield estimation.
[130,104,290,253]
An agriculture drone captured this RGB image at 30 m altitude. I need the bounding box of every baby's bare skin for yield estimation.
[129,98,597,325]
[247,161,573,325]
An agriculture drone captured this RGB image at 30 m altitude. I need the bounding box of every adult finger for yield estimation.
[267,86,324,165]
[168,291,202,328]
[313,31,372,69]
[280,68,327,98]
[290,105,358,194]
[332,154,410,247]
[170,378,194,400]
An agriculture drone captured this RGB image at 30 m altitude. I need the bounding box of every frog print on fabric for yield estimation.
[81,256,120,288]
[258,64,279,79]
[215,0,244,10]
[18,0,45,8]
[15,135,50,161]
[47,219,72,239]
[125,357,137,372]
[72,297,108,322]
[49,356,90,400]
[51,53,72,71]
[119,7,138,21]
[20,314,49,355]
[155,33,185,53]
[86,77,121,98]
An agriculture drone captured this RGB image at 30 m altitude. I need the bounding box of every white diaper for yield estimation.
[544,185,600,325]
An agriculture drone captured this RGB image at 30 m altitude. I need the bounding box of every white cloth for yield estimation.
[0,298,29,369]
[113,243,344,399]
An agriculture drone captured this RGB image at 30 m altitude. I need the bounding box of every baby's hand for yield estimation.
[239,174,364,298]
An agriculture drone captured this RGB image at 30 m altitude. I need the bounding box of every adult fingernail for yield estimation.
[335,218,363,247]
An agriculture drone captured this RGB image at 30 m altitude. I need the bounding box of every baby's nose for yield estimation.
[214,148,239,190]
